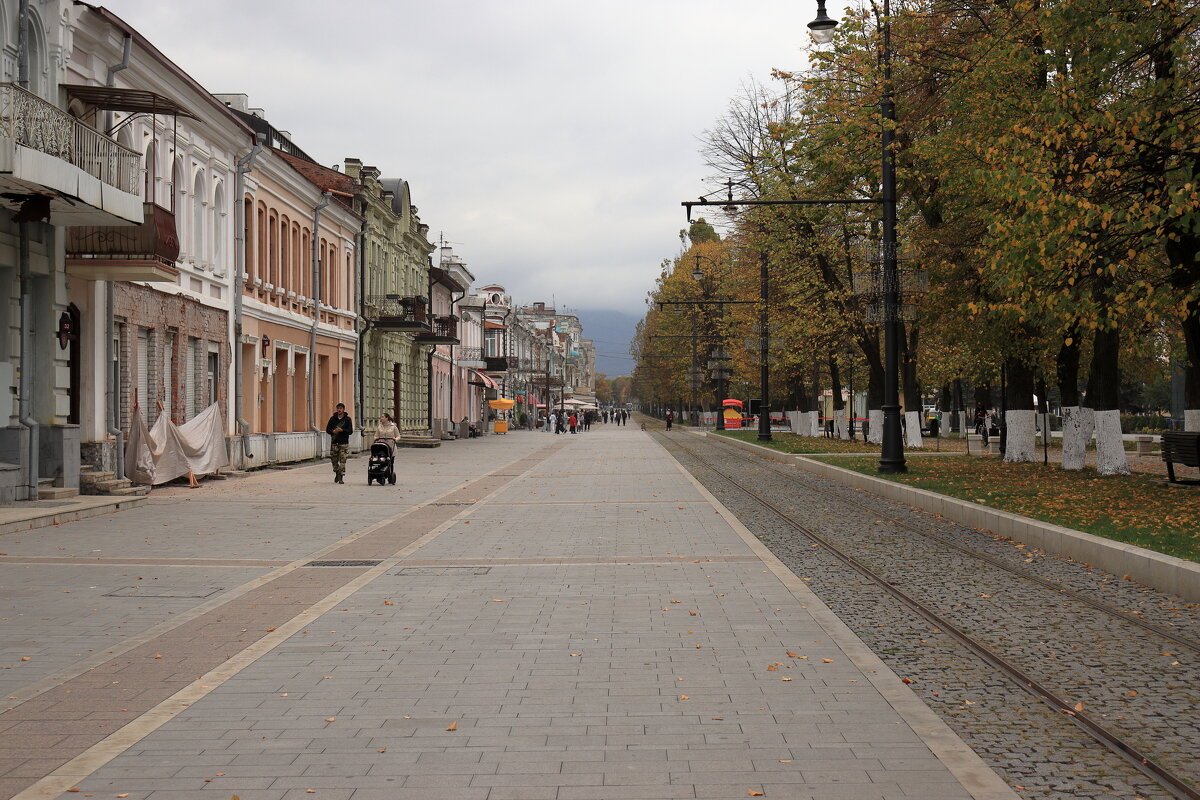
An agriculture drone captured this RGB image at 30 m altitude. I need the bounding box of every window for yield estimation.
[163,331,176,422]
[213,184,226,270]
[192,173,206,265]
[207,351,220,406]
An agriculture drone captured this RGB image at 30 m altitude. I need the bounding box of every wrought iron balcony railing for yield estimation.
[484,356,510,372]
[414,315,459,345]
[0,83,140,194]
[457,346,483,362]
[363,294,429,332]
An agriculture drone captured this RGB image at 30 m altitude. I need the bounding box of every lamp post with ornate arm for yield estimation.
[680,0,906,473]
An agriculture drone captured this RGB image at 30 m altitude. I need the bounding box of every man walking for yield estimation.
[325,402,353,484]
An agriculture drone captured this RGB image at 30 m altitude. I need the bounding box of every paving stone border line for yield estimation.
[703,432,1200,604]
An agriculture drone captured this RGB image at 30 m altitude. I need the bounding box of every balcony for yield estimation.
[415,315,459,345]
[66,202,180,282]
[456,346,486,369]
[0,83,142,225]
[484,356,510,373]
[363,295,429,332]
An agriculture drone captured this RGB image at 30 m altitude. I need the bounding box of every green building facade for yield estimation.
[346,160,435,433]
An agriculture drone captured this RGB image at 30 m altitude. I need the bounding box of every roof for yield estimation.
[63,84,196,118]
[275,151,358,211]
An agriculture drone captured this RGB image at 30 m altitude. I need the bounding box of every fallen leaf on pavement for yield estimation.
[446,721,458,731]
[785,652,800,658]
[678,694,689,700]
[822,659,834,663]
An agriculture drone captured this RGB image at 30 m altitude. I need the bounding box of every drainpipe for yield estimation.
[309,192,332,454]
[355,217,369,429]
[426,269,435,435]
[18,224,38,499]
[233,137,263,464]
[102,35,132,479]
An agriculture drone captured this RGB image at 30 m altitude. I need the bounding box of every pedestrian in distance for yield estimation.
[374,413,400,449]
[569,412,578,434]
[549,411,558,434]
[665,410,674,431]
[325,403,353,484]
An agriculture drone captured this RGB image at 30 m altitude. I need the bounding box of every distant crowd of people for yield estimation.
[541,407,630,434]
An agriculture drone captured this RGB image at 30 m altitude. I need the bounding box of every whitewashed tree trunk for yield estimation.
[1080,406,1096,455]
[1061,406,1087,470]
[1093,409,1129,474]
[835,408,848,439]
[956,411,969,436]
[808,411,822,437]
[1186,409,1200,431]
[1004,409,1037,463]
[867,409,883,444]
[904,410,923,448]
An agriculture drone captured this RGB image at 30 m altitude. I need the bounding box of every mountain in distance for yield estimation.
[573,308,640,377]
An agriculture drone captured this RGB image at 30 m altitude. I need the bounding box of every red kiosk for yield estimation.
[721,399,744,430]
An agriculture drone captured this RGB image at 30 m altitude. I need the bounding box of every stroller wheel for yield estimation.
[388,472,397,485]
[367,476,374,485]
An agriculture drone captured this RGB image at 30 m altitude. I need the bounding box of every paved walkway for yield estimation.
[0,427,1014,800]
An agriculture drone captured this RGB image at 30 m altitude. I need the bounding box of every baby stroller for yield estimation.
[366,439,397,485]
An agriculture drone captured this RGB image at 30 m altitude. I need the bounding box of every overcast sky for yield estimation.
[101,0,833,316]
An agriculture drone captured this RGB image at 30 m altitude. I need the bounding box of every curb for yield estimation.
[704,433,1200,603]
[0,496,148,536]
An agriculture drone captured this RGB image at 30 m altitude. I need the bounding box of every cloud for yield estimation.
[102,0,825,313]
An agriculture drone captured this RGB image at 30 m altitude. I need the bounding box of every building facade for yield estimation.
[218,97,361,467]
[348,160,433,434]
[65,5,255,481]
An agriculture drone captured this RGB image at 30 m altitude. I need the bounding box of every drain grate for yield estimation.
[394,566,491,576]
[105,586,223,598]
[305,559,382,567]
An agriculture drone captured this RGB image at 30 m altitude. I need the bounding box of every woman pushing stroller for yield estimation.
[367,414,401,485]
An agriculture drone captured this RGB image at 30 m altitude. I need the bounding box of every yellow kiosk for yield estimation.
[722,399,744,429]
[488,398,515,434]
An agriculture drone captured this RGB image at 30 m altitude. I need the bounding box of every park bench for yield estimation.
[1161,432,1200,485]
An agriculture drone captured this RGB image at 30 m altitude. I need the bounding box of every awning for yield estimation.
[62,84,197,118]
[488,398,515,410]
[468,369,498,390]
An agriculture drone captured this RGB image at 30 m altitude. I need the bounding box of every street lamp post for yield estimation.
[809,0,905,473]
[757,251,771,442]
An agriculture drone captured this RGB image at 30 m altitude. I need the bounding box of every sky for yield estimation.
[99,0,833,317]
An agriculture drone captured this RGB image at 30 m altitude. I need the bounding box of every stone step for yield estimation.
[38,486,80,500]
[395,436,441,448]
[108,485,150,496]
[92,478,134,493]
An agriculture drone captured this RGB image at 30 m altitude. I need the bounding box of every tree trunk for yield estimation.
[1090,326,1129,475]
[1004,358,1037,463]
[1057,328,1087,470]
[1183,309,1200,431]
[829,355,847,439]
[952,378,964,433]
[860,331,884,444]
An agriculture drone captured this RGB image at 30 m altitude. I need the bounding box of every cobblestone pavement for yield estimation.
[657,431,1200,800]
[0,428,1014,800]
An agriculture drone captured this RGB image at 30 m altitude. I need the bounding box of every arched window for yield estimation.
[301,229,310,296]
[244,198,254,285]
[192,172,206,266]
[142,142,157,202]
[279,215,290,291]
[212,183,226,271]
[257,204,267,283]
[24,11,47,98]
[268,211,279,287]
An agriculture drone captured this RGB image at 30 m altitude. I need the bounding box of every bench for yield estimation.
[1161,432,1200,485]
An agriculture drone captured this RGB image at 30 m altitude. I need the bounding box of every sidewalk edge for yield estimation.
[665,450,1020,800]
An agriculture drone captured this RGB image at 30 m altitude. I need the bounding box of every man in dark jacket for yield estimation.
[325,403,353,483]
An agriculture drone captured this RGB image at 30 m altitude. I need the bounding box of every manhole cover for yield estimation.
[393,566,491,576]
[305,560,382,567]
[105,586,223,598]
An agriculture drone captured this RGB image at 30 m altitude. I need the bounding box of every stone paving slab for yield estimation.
[1,428,1015,800]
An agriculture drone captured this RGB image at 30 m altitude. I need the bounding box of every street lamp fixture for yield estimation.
[807,0,837,43]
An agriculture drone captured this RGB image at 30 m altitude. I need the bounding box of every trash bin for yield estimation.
[1136,435,1152,456]
[494,420,508,435]
[928,418,940,438]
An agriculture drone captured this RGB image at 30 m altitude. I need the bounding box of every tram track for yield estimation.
[701,433,1200,656]
[659,431,1200,800]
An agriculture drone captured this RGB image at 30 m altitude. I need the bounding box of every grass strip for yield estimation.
[810,454,1200,563]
